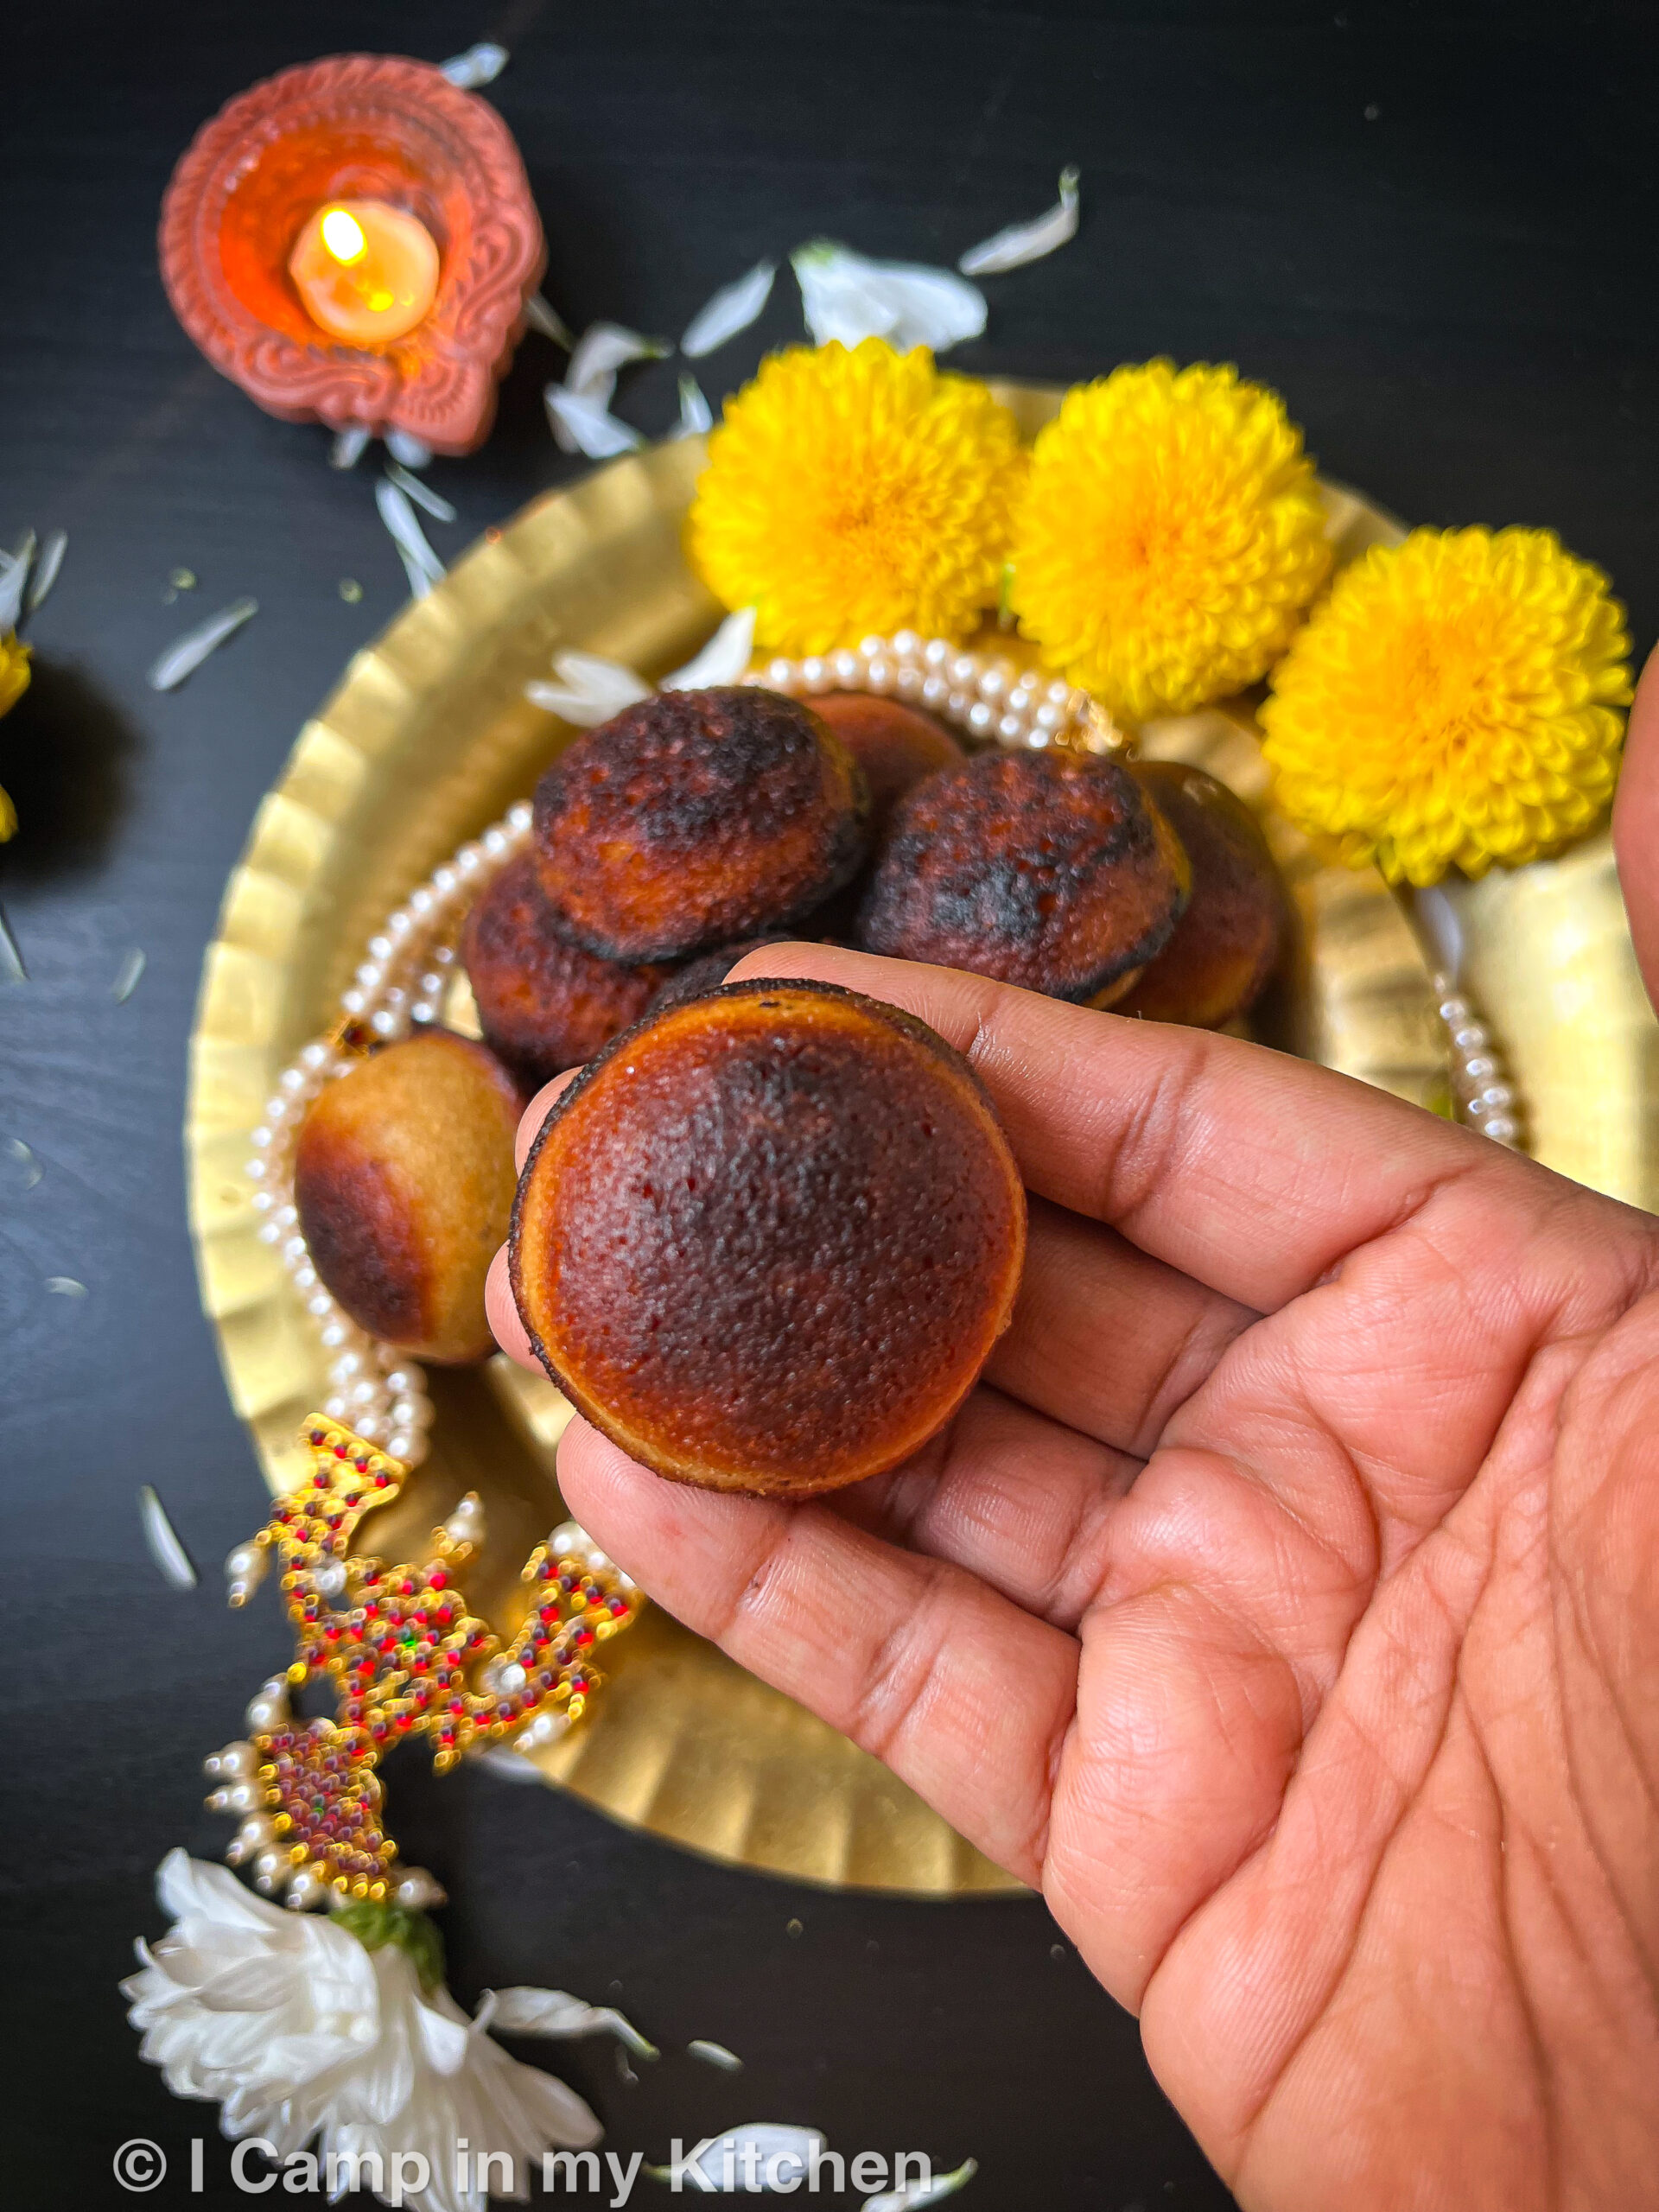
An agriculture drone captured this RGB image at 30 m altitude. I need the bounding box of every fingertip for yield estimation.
[485,1242,538,1370]
[516,1067,582,1173]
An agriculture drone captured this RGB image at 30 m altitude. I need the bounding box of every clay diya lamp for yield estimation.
[159,53,545,455]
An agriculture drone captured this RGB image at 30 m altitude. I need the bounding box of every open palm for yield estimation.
[489,937,1659,2211]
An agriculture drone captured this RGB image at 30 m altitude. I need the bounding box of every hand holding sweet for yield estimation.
[489,890,1659,2211]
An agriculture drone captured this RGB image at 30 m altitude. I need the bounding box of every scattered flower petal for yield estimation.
[471,1745,543,1784]
[958,166,1080,276]
[688,2038,745,2072]
[544,385,647,459]
[791,240,987,354]
[374,480,446,600]
[385,429,434,469]
[525,293,575,349]
[25,529,67,613]
[46,1275,86,1296]
[566,321,669,406]
[648,2125,829,2194]
[4,1138,41,1190]
[488,1986,659,2059]
[112,946,147,1003]
[385,463,457,523]
[147,597,258,690]
[662,607,756,690]
[124,1854,601,2188]
[863,2158,978,2212]
[0,532,35,632]
[682,260,778,358]
[439,40,509,87]
[328,427,370,470]
[138,1484,198,1589]
[673,372,715,439]
[526,649,652,725]
[0,904,24,982]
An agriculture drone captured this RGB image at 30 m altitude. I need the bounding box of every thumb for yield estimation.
[1613,641,1659,1014]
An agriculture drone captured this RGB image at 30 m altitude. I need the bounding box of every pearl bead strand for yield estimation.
[246,802,536,1467]
[740,632,1129,756]
[1432,972,1523,1148]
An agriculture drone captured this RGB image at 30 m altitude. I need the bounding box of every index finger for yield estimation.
[721,942,1534,1314]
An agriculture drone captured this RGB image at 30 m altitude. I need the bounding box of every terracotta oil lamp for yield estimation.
[159,54,545,455]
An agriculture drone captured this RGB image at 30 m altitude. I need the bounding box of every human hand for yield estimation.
[487,943,1659,2211]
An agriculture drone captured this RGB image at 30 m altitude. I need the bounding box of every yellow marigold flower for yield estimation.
[1260,526,1632,887]
[0,631,29,842]
[1008,359,1332,722]
[688,339,1023,655]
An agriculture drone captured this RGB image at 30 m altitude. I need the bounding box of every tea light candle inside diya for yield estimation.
[289,200,439,344]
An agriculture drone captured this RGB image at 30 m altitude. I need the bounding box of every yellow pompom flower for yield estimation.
[1260,526,1632,886]
[0,632,29,841]
[688,339,1023,654]
[1008,359,1332,721]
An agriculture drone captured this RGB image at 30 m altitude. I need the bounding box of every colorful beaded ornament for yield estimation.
[206,1414,641,1911]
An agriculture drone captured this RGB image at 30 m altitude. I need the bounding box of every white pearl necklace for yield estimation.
[738,630,1129,755]
[245,801,537,1467]
[245,635,1522,1465]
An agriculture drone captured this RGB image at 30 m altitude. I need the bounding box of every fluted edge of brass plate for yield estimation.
[185,390,1656,1895]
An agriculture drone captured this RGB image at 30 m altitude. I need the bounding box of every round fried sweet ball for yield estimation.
[295,1031,521,1364]
[645,935,793,1016]
[855,748,1190,1004]
[810,691,963,836]
[511,980,1027,1498]
[1117,762,1287,1028]
[462,852,669,1089]
[533,687,867,962]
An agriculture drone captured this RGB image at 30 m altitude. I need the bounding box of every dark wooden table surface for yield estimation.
[3,3,1655,2206]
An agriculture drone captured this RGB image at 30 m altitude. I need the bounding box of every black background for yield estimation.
[3,3,1655,2208]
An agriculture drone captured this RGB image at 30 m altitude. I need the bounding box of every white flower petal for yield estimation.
[667,2125,828,2194]
[137,1485,198,1589]
[682,260,777,358]
[526,648,652,725]
[26,528,67,613]
[439,41,508,88]
[385,430,435,470]
[375,480,446,600]
[487,1985,658,2059]
[791,241,987,354]
[524,294,575,349]
[688,2037,745,2071]
[544,385,646,459]
[0,532,35,632]
[329,427,371,471]
[146,597,257,690]
[672,372,715,439]
[662,607,756,691]
[385,464,457,524]
[957,167,1080,276]
[862,2157,978,2211]
[565,321,669,405]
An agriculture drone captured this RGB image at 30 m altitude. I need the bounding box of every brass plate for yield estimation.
[186,384,1656,1894]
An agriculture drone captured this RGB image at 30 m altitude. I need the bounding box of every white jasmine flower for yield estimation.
[123,1853,605,2212]
[791,241,987,354]
[957,168,1080,276]
[681,261,777,358]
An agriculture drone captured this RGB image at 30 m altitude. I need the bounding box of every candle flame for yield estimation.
[320,207,367,266]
